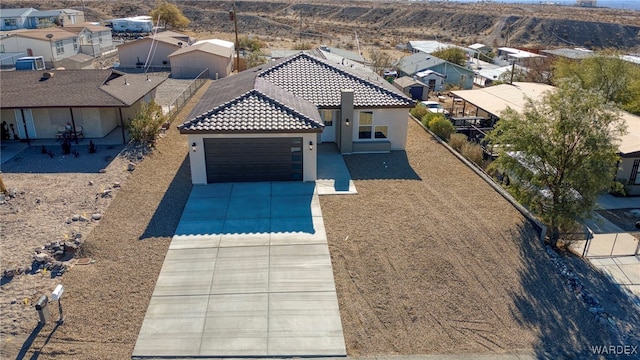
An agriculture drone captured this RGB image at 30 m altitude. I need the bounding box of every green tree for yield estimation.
[128,101,166,144]
[553,55,640,115]
[486,82,626,247]
[431,46,467,66]
[150,0,190,30]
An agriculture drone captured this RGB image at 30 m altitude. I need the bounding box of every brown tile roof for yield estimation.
[180,53,413,134]
[0,69,165,108]
[178,89,323,134]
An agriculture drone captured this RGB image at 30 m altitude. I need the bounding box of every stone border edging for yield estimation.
[410,115,548,243]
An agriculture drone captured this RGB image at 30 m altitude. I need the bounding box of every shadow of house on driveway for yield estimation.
[139,155,193,240]
[343,151,421,181]
[508,223,640,358]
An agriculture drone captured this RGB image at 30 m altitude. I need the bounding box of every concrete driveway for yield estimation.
[133,182,346,358]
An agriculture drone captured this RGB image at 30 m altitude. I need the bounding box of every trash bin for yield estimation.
[35,295,50,325]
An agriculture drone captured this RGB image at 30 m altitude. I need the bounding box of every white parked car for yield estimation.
[420,101,450,117]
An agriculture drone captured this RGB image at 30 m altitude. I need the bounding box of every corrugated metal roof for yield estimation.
[0,8,36,18]
[451,82,555,117]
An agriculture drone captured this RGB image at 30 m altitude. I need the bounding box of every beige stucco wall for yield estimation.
[187,133,318,185]
[352,108,409,151]
[117,40,178,68]
[170,52,233,79]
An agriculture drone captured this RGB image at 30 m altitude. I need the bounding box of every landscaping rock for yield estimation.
[34,253,50,263]
[127,163,136,171]
[92,213,102,220]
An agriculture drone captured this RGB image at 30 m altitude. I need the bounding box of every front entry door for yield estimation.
[320,109,338,143]
[14,109,36,140]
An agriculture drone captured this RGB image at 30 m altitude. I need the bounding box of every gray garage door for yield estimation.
[204,137,303,183]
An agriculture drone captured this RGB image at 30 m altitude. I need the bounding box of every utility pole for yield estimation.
[230,1,240,73]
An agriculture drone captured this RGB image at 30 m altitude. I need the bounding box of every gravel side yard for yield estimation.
[320,120,637,358]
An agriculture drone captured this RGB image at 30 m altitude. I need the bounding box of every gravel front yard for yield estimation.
[2,106,637,358]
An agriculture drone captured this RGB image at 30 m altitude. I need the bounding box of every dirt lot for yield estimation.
[2,112,639,358]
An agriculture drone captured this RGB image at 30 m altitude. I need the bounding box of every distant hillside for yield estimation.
[3,0,639,50]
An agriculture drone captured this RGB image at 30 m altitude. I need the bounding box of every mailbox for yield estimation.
[35,295,50,324]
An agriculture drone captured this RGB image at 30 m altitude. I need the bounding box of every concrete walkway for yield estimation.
[133,181,347,358]
[572,195,640,307]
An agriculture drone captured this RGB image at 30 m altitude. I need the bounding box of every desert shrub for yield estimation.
[461,141,484,165]
[449,133,468,151]
[128,101,166,144]
[427,114,455,140]
[292,41,313,50]
[409,104,428,119]
[610,180,627,197]
[238,36,265,52]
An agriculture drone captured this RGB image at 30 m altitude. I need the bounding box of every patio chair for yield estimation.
[74,126,84,140]
[55,126,66,141]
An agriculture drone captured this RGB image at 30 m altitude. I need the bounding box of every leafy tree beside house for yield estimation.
[431,46,467,67]
[486,81,626,247]
[150,0,190,30]
[128,101,166,145]
[553,55,640,115]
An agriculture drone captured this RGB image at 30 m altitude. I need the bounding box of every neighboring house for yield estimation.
[25,9,85,28]
[1,8,35,31]
[393,76,429,100]
[468,43,492,54]
[615,112,640,196]
[179,53,414,184]
[1,8,84,30]
[168,39,234,79]
[318,45,366,64]
[495,47,545,67]
[452,83,639,195]
[451,82,555,122]
[116,34,184,70]
[0,69,165,142]
[540,47,595,61]
[473,63,523,87]
[106,16,154,33]
[63,23,115,58]
[0,25,113,68]
[415,69,446,92]
[407,40,475,58]
[396,52,474,89]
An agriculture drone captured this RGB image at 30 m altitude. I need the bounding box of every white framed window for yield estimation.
[55,40,64,55]
[358,111,389,140]
[357,111,388,140]
[4,19,17,27]
[73,38,78,50]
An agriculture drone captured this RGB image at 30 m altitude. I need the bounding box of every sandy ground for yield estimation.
[1,102,639,358]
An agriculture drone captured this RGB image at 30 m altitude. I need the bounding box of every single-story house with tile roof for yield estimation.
[179,53,415,184]
[168,39,235,80]
[0,69,166,143]
[396,52,474,90]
